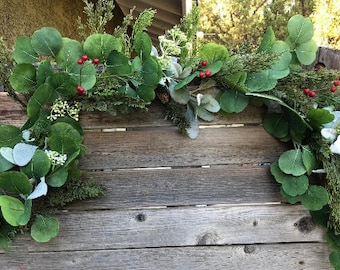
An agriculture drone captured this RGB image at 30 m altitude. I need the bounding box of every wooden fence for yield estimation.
[0,92,332,269]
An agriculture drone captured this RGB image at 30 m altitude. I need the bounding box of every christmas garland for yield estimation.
[1,5,340,269]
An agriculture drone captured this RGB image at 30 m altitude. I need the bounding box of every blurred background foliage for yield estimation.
[197,0,340,51]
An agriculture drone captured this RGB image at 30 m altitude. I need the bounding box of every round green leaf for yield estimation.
[46,167,68,187]
[134,32,152,57]
[30,215,59,242]
[17,200,32,226]
[142,57,161,86]
[199,43,229,63]
[27,83,57,120]
[56,38,84,71]
[0,125,22,148]
[278,149,306,176]
[169,81,190,104]
[270,160,286,184]
[69,61,96,90]
[13,36,37,64]
[0,171,32,195]
[281,174,309,197]
[280,187,302,204]
[0,195,25,226]
[0,152,15,172]
[24,150,51,178]
[48,73,78,96]
[9,63,36,92]
[106,50,132,75]
[201,95,220,113]
[257,27,276,53]
[219,89,249,113]
[287,15,314,45]
[83,33,122,63]
[263,113,289,139]
[302,145,317,175]
[197,107,215,122]
[301,185,329,211]
[31,27,62,57]
[49,122,82,144]
[13,143,38,166]
[136,84,155,103]
[36,60,54,85]
[47,135,80,156]
[295,40,318,65]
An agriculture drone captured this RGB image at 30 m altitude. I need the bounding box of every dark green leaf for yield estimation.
[30,215,59,242]
[31,27,62,57]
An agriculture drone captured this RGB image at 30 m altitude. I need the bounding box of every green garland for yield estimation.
[1,3,340,269]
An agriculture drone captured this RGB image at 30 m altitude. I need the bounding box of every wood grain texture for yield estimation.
[2,204,325,253]
[69,165,282,209]
[1,243,331,270]
[0,93,332,269]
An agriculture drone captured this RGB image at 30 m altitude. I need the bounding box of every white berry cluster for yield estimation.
[45,150,67,166]
[47,98,81,121]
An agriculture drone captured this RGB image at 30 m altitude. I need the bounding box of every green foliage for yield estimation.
[77,0,115,41]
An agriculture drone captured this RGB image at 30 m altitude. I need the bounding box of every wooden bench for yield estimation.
[0,92,332,269]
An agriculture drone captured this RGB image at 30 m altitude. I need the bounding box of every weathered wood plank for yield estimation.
[80,126,286,170]
[69,165,281,210]
[2,204,325,253]
[1,243,331,270]
[0,92,266,128]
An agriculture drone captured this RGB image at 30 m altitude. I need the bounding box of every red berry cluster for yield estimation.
[76,55,100,96]
[77,55,100,65]
[198,61,212,79]
[303,78,340,98]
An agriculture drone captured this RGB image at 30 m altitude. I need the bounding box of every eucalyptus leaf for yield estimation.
[107,50,132,75]
[168,81,190,104]
[49,122,82,144]
[30,215,59,242]
[136,84,155,103]
[0,152,14,172]
[47,135,80,156]
[301,185,329,211]
[197,107,215,122]
[307,108,334,129]
[270,160,286,184]
[36,60,54,85]
[31,27,62,57]
[72,61,97,90]
[0,125,22,148]
[278,149,306,176]
[83,33,122,63]
[49,72,79,96]
[0,195,25,226]
[23,150,51,178]
[46,167,68,187]
[142,57,161,86]
[219,89,249,113]
[134,32,152,58]
[0,171,32,195]
[185,106,200,139]
[287,15,314,46]
[301,145,318,175]
[9,63,36,92]
[13,143,38,166]
[263,113,289,139]
[17,200,32,226]
[280,187,302,204]
[56,38,84,71]
[295,40,318,65]
[280,174,309,197]
[13,36,37,64]
[201,94,220,113]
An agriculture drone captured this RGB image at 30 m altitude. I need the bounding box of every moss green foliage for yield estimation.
[77,0,115,41]
[80,75,149,116]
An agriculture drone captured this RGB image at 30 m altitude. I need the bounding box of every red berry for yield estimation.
[77,59,84,65]
[303,88,310,95]
[309,91,316,97]
[205,69,212,77]
[77,86,86,95]
[334,80,340,87]
[81,55,89,61]
[201,61,207,67]
[331,86,337,92]
[199,72,205,78]
[92,58,100,65]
